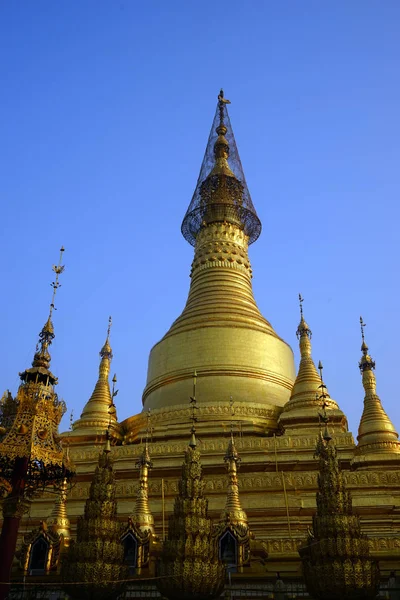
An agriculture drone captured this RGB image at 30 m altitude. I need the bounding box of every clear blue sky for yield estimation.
[1,1,399,436]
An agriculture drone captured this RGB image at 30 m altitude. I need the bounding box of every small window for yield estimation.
[219,530,237,570]
[29,536,49,574]
[122,532,138,572]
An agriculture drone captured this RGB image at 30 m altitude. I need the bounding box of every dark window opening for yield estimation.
[29,536,49,574]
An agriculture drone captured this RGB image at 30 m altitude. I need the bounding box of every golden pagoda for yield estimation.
[4,91,400,595]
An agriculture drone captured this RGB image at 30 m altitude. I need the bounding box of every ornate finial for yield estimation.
[225,397,240,464]
[296,293,312,340]
[317,361,331,442]
[189,370,198,448]
[100,316,113,361]
[49,247,65,320]
[108,373,118,421]
[359,316,376,372]
[360,316,366,344]
[299,293,304,318]
[104,426,111,454]
[31,247,65,370]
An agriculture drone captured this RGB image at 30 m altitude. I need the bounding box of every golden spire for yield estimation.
[133,410,154,534]
[20,246,65,383]
[353,317,400,467]
[221,398,248,526]
[73,317,119,434]
[279,295,347,432]
[47,478,70,541]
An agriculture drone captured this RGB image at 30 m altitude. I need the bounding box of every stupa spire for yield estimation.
[20,246,65,384]
[221,398,247,526]
[279,295,347,433]
[352,317,400,468]
[133,410,154,534]
[73,317,119,434]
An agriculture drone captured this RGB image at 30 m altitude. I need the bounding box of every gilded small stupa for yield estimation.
[279,294,348,433]
[72,317,121,440]
[352,317,400,469]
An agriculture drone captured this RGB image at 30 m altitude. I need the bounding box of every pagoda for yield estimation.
[5,91,400,593]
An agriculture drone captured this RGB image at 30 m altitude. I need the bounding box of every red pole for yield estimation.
[0,457,29,600]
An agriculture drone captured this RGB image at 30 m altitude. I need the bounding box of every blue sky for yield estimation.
[1,1,399,436]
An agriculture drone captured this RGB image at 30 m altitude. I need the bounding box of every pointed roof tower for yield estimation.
[132,411,154,534]
[279,295,347,433]
[73,317,120,436]
[142,91,295,419]
[299,431,380,599]
[352,317,400,469]
[220,400,248,528]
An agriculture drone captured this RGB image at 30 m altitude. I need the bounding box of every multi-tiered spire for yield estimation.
[143,90,295,417]
[352,317,400,469]
[62,436,127,600]
[156,385,224,600]
[299,428,379,599]
[279,295,347,433]
[73,317,120,436]
[0,246,71,483]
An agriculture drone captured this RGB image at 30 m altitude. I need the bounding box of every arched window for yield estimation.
[219,530,237,570]
[122,532,138,572]
[29,536,50,574]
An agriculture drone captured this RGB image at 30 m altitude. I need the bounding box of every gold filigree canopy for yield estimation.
[0,247,74,497]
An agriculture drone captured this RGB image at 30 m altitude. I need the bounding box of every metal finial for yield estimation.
[107,316,112,340]
[49,246,65,320]
[217,89,231,126]
[360,316,366,343]
[317,360,331,440]
[189,370,198,448]
[299,293,304,318]
[108,373,118,425]
[229,396,235,438]
[145,408,152,445]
